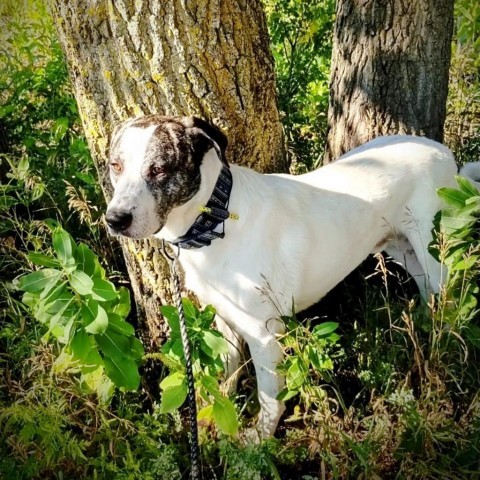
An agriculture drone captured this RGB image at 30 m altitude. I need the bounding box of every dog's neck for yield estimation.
[156,149,228,244]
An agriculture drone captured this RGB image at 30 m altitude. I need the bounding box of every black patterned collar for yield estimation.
[170,164,237,249]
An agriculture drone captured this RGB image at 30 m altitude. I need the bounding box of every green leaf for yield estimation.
[95,329,141,362]
[108,313,135,337]
[201,330,229,358]
[286,357,307,391]
[182,297,197,321]
[161,305,180,335]
[277,388,299,401]
[199,305,216,328]
[130,337,145,362]
[70,270,94,295]
[103,355,141,390]
[212,396,238,435]
[27,252,59,268]
[312,321,339,338]
[91,277,118,301]
[159,372,187,413]
[450,255,479,271]
[437,187,470,208]
[53,228,76,266]
[85,303,109,334]
[74,243,99,277]
[70,329,104,370]
[112,287,131,317]
[197,405,214,423]
[200,375,223,402]
[456,175,480,196]
[18,269,62,293]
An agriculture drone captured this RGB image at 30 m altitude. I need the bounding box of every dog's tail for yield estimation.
[459,162,480,190]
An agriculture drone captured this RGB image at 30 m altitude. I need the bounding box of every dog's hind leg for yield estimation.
[401,218,446,296]
[215,315,245,395]
[385,235,431,298]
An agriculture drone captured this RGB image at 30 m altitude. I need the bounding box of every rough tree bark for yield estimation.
[48,0,286,349]
[324,0,455,162]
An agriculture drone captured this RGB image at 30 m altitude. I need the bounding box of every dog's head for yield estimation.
[105,115,228,239]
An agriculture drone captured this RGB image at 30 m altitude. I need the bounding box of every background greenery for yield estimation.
[1,0,479,478]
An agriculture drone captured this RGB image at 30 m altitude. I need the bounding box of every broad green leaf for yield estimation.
[277,388,299,401]
[108,313,135,336]
[74,243,98,277]
[437,187,470,208]
[160,305,180,335]
[440,209,475,233]
[53,228,76,266]
[70,270,94,295]
[197,405,214,424]
[22,292,38,308]
[313,321,339,338]
[160,370,186,389]
[27,252,59,268]
[57,317,75,344]
[112,287,131,318]
[103,355,141,390]
[39,274,65,298]
[286,357,307,390]
[159,372,187,413]
[450,255,479,271]
[70,329,104,370]
[130,337,145,362]
[456,175,480,196]
[212,396,238,435]
[162,338,184,363]
[18,269,62,293]
[199,305,216,328]
[200,375,223,402]
[41,284,73,314]
[45,302,76,340]
[91,277,118,301]
[85,303,109,334]
[201,330,229,357]
[182,297,197,321]
[95,329,141,362]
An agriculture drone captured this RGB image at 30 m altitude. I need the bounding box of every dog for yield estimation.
[105,115,478,438]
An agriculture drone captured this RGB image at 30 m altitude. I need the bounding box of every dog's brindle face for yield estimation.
[105,115,227,239]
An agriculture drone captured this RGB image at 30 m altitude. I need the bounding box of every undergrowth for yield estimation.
[1,0,480,479]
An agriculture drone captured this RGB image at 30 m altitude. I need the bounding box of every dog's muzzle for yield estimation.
[105,208,133,232]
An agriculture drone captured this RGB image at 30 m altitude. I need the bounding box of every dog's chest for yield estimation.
[178,247,277,319]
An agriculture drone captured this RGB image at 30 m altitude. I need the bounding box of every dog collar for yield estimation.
[170,164,237,249]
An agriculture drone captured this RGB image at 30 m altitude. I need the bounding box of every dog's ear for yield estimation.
[182,116,228,164]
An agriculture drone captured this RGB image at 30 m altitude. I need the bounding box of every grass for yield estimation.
[1,0,479,478]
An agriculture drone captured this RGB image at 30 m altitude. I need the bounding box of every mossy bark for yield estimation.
[324,0,455,162]
[48,0,285,348]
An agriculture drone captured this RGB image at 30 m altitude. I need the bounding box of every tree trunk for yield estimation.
[48,0,285,349]
[324,0,455,162]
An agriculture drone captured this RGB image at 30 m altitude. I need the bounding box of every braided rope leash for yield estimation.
[161,241,201,480]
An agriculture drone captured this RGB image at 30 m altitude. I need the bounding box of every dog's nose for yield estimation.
[105,209,133,231]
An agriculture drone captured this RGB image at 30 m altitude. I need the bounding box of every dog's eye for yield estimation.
[150,165,165,177]
[110,162,122,173]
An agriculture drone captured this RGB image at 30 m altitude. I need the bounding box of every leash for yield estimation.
[161,240,201,480]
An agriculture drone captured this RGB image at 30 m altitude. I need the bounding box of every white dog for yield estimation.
[105,115,477,438]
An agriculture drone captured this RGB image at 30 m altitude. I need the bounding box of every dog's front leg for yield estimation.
[215,315,245,395]
[246,333,286,438]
